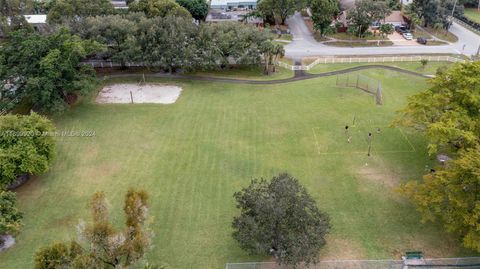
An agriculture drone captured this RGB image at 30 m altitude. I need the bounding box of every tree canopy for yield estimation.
[0,0,32,35]
[47,0,114,24]
[0,29,103,114]
[75,15,273,72]
[396,61,480,253]
[0,190,23,240]
[176,0,208,21]
[257,0,306,25]
[34,189,152,269]
[129,0,191,18]
[0,113,55,188]
[310,0,339,36]
[347,0,392,37]
[394,62,480,155]
[232,173,331,266]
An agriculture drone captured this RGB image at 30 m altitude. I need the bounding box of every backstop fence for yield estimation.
[336,74,383,105]
[226,257,480,269]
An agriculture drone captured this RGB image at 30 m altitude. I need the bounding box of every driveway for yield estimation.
[284,12,480,58]
[387,32,418,46]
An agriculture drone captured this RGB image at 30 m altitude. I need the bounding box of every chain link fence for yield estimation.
[336,74,383,105]
[226,257,480,269]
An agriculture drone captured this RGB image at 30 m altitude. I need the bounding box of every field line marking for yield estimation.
[398,128,416,152]
[311,127,321,155]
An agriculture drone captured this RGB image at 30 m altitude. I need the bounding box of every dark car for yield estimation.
[417,37,428,45]
[395,25,409,34]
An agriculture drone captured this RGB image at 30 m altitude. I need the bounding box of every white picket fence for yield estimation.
[276,55,468,71]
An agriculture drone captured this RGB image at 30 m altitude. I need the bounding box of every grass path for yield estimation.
[0,67,473,269]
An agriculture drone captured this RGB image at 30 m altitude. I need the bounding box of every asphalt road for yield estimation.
[284,12,480,58]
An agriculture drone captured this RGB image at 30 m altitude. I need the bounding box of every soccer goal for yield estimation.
[336,74,383,105]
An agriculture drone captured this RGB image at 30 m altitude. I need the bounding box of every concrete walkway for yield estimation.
[103,65,429,85]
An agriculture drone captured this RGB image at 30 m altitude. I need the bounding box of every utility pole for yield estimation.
[451,0,458,18]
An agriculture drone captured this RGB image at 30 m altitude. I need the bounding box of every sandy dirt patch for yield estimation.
[96,84,182,104]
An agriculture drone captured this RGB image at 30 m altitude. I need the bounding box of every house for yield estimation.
[23,14,47,32]
[210,0,257,10]
[336,10,406,30]
[206,10,263,26]
[110,0,128,9]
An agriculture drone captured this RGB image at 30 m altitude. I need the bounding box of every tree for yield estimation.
[260,40,285,75]
[257,0,306,25]
[0,30,104,114]
[347,0,392,37]
[0,0,32,35]
[396,61,480,253]
[420,58,428,69]
[0,190,23,245]
[129,0,191,18]
[136,16,199,72]
[76,14,143,68]
[379,23,394,38]
[232,173,331,266]
[412,0,462,29]
[176,0,208,21]
[34,241,84,269]
[394,61,480,154]
[310,0,339,37]
[197,22,270,68]
[400,147,480,252]
[34,189,152,269]
[0,113,55,188]
[47,0,114,24]
[404,3,421,31]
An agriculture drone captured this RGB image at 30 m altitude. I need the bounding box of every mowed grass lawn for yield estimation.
[464,8,480,23]
[0,68,472,269]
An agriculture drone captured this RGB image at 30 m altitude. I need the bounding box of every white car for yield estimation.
[402,32,413,40]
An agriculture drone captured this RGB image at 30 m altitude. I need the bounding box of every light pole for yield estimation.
[451,0,458,18]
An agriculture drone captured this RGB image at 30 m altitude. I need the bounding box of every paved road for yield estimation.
[284,12,480,58]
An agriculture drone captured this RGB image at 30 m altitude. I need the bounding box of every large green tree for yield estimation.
[176,0,208,21]
[310,0,339,36]
[347,0,392,37]
[257,0,306,25]
[396,61,480,253]
[401,147,480,252]
[0,113,55,188]
[77,14,143,68]
[394,61,480,155]
[197,22,271,68]
[232,173,331,266]
[47,0,114,24]
[0,190,23,244]
[129,0,191,18]
[0,30,103,114]
[0,0,32,35]
[34,189,152,269]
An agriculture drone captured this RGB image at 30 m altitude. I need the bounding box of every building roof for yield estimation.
[24,14,47,24]
[211,0,257,7]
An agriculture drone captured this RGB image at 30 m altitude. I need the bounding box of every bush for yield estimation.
[0,113,55,188]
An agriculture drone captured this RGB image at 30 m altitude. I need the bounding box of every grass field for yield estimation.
[187,65,294,81]
[464,8,480,23]
[307,62,453,75]
[0,67,473,269]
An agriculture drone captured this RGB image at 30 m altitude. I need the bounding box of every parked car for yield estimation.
[417,37,428,45]
[403,32,413,40]
[395,25,409,34]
